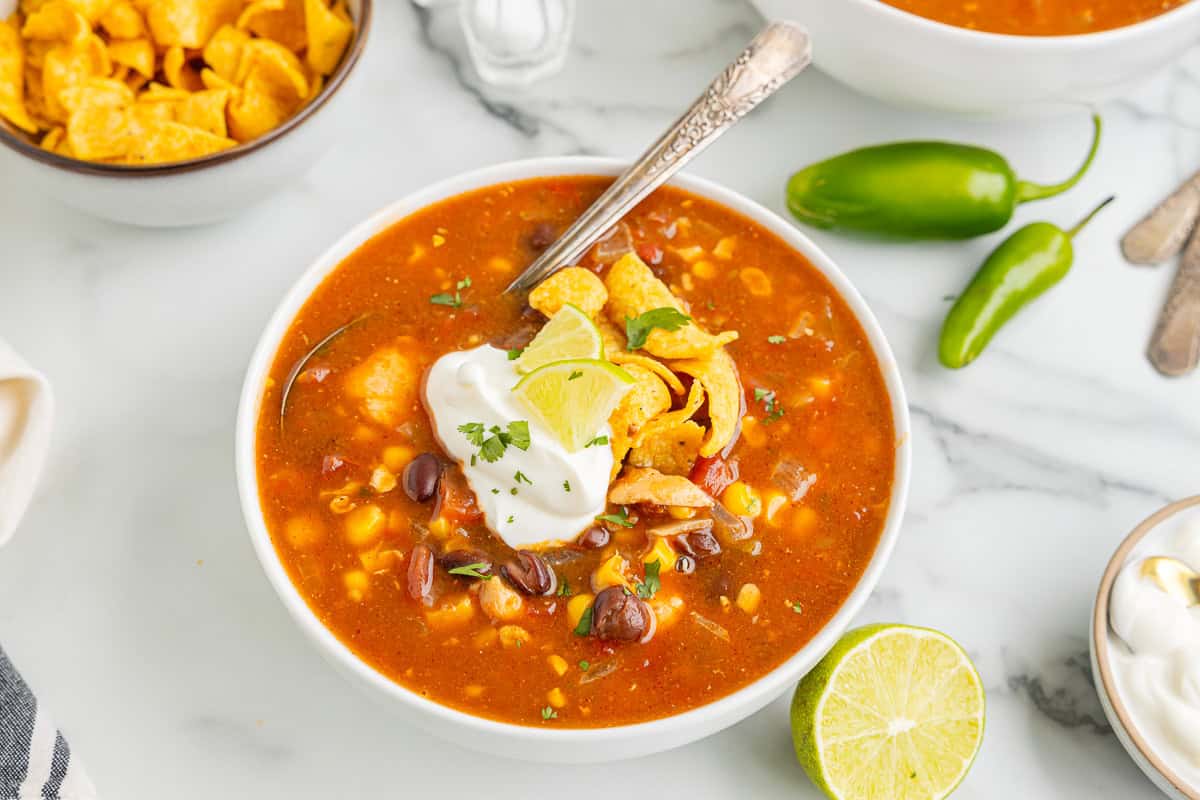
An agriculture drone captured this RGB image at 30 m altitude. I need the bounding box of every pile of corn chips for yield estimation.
[0,0,354,165]
[530,254,743,481]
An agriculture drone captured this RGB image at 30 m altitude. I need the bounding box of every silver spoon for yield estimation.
[505,21,812,294]
[1148,221,1200,376]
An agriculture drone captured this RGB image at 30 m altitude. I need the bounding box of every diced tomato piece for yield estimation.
[689,455,740,499]
[636,243,664,265]
[433,469,484,525]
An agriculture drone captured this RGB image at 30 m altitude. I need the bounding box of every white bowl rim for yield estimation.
[846,0,1200,48]
[1092,494,1200,800]
[235,155,912,748]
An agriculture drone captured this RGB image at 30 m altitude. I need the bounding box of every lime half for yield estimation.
[515,304,603,374]
[512,359,634,452]
[791,624,985,800]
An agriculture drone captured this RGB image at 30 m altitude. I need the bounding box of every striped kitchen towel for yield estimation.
[0,647,95,800]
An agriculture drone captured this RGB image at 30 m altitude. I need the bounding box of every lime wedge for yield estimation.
[515,304,603,374]
[791,624,985,800]
[512,359,634,452]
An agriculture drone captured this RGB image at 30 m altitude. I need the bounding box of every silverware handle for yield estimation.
[1121,170,1200,267]
[506,21,812,293]
[1149,228,1200,376]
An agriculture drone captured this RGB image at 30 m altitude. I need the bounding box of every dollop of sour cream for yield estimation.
[1109,515,1200,787]
[422,345,612,549]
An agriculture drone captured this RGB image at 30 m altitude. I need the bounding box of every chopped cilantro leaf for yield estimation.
[510,487,518,496]
[458,276,472,289]
[563,480,571,493]
[557,576,571,597]
[596,506,634,528]
[768,335,786,344]
[479,435,507,462]
[447,562,491,580]
[458,422,485,446]
[541,706,557,720]
[429,292,461,308]
[514,470,532,485]
[506,515,514,524]
[491,488,500,495]
[753,388,771,403]
[625,307,691,351]
[635,559,661,599]
[579,660,590,671]
[507,347,523,361]
[791,601,803,614]
[506,420,531,451]
[470,454,477,466]
[568,369,583,381]
[754,387,785,425]
[574,606,594,636]
[585,435,609,448]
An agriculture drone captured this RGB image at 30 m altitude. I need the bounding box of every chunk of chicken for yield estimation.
[344,345,418,427]
[607,466,713,508]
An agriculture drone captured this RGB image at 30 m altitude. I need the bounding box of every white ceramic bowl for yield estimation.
[0,0,372,227]
[1091,496,1200,800]
[752,0,1200,115]
[235,157,913,763]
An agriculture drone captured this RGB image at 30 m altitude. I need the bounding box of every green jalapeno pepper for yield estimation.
[939,196,1114,369]
[787,115,1102,239]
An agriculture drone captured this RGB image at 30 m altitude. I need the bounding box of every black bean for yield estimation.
[590,587,652,642]
[402,453,442,502]
[407,544,434,602]
[501,550,555,595]
[675,554,696,575]
[577,526,610,549]
[440,549,492,576]
[675,528,722,559]
[528,222,557,250]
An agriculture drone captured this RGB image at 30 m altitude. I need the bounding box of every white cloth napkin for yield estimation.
[0,339,52,550]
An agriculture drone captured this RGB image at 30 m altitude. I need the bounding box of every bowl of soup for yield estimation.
[235,157,911,762]
[752,0,1200,115]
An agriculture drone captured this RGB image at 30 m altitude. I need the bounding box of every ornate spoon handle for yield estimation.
[1122,171,1200,266]
[1148,224,1200,376]
[506,21,812,293]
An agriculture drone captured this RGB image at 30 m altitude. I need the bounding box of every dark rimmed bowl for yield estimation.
[0,0,372,226]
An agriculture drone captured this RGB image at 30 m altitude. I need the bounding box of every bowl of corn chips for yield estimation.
[0,0,371,226]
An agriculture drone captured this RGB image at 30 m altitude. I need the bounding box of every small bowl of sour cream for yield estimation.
[1092,496,1200,800]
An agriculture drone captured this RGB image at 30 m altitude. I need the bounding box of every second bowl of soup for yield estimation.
[236,157,911,761]
[752,0,1200,115]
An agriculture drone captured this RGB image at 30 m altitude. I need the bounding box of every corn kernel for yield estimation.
[284,515,324,551]
[644,536,676,573]
[719,595,731,611]
[740,416,766,447]
[721,481,762,519]
[344,569,368,602]
[739,267,772,297]
[353,424,377,442]
[359,549,401,573]
[547,655,568,677]
[692,259,716,279]
[428,516,451,539]
[387,509,407,533]
[674,244,706,263]
[712,236,736,261]
[408,244,426,264]
[567,594,594,629]
[473,627,499,649]
[680,273,695,291]
[809,376,833,398]
[344,504,386,549]
[667,505,697,520]
[793,505,819,535]
[487,256,514,273]
[425,595,475,630]
[382,445,414,472]
[499,625,531,649]
[762,489,789,526]
[547,687,567,709]
[591,554,631,591]
[647,595,685,629]
[465,684,485,698]
[432,233,446,247]
[736,583,762,614]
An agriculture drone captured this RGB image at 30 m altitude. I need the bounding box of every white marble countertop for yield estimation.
[1,1,1198,797]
